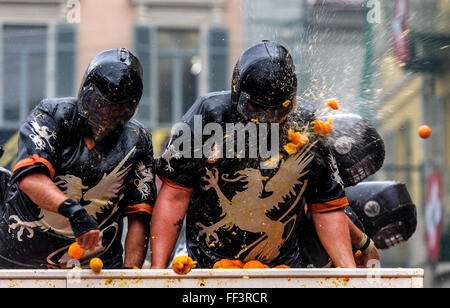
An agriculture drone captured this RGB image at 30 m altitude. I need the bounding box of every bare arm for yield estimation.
[347,217,380,267]
[19,173,67,212]
[19,172,100,251]
[124,214,150,268]
[312,208,356,268]
[150,183,192,269]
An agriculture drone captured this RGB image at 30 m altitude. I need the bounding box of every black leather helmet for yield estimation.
[232,41,297,123]
[78,48,143,141]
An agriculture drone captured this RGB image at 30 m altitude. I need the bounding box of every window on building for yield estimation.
[134,26,229,129]
[157,29,199,126]
[2,25,47,126]
[0,24,77,129]
[134,27,200,129]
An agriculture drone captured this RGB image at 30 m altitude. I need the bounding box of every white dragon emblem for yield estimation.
[8,147,136,241]
[196,142,315,263]
[160,144,182,173]
[329,152,345,188]
[29,120,57,151]
[134,161,154,199]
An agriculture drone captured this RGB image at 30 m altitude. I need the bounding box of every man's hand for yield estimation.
[76,229,101,252]
[347,217,380,268]
[358,246,380,268]
[58,199,101,251]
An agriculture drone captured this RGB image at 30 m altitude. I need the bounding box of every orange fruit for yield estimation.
[288,130,309,147]
[418,125,432,139]
[354,250,364,266]
[68,242,85,260]
[313,120,333,136]
[243,260,269,269]
[213,259,244,269]
[172,256,197,275]
[231,260,245,268]
[274,265,291,269]
[326,98,339,110]
[284,143,299,155]
[89,258,103,273]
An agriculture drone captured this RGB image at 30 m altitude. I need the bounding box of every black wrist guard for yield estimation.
[58,199,99,238]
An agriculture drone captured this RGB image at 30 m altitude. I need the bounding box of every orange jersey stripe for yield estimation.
[308,197,349,214]
[125,204,153,216]
[13,154,56,180]
[160,176,194,193]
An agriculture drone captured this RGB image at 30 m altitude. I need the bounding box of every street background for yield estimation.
[0,0,448,287]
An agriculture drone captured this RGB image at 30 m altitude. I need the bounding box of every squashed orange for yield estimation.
[213,259,244,269]
[172,256,197,275]
[326,98,339,110]
[274,265,291,269]
[288,130,309,147]
[243,260,270,269]
[283,143,299,155]
[68,242,85,260]
[313,120,333,136]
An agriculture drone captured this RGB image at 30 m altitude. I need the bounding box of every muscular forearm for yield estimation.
[312,209,356,268]
[19,173,68,212]
[150,183,191,269]
[124,215,150,268]
[347,216,380,267]
[347,216,364,247]
[19,172,100,251]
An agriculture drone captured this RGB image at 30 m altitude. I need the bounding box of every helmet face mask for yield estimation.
[237,91,294,124]
[80,85,138,142]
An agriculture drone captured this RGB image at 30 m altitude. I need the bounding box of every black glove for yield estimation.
[58,199,100,238]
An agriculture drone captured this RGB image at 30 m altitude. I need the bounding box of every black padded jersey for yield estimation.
[156,91,348,268]
[0,98,156,269]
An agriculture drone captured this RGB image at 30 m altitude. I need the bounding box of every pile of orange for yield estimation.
[243,260,270,269]
[212,259,290,269]
[213,259,244,269]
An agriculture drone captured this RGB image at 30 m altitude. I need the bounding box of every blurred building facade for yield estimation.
[243,0,449,287]
[0,0,449,287]
[374,0,450,287]
[0,0,243,165]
